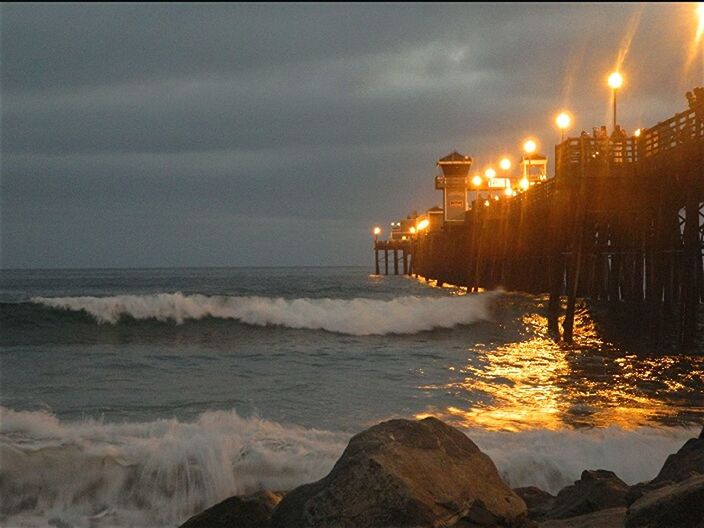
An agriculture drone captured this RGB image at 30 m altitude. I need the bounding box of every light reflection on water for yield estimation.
[418,304,704,431]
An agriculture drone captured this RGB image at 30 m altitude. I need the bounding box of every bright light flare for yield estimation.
[523,139,537,154]
[484,200,490,207]
[410,226,416,234]
[416,219,430,231]
[472,175,483,187]
[485,168,497,179]
[608,71,623,89]
[697,3,704,42]
[520,177,530,191]
[373,226,381,235]
[556,112,572,130]
[499,158,511,171]
[504,186,513,197]
[634,128,642,138]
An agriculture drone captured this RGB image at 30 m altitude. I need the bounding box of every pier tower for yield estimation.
[520,152,548,187]
[434,151,473,222]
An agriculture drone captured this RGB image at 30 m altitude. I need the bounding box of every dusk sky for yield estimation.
[2,3,702,268]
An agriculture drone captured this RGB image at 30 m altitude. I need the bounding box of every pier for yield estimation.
[374,88,704,348]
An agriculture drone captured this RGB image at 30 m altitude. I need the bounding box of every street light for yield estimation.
[555,111,572,142]
[485,167,497,179]
[523,139,537,154]
[373,226,381,242]
[608,71,623,132]
[634,128,642,138]
[471,174,483,187]
[499,157,511,171]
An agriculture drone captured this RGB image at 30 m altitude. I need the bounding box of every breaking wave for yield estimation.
[1,407,698,527]
[29,292,496,335]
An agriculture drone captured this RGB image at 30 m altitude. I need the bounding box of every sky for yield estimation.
[2,2,702,268]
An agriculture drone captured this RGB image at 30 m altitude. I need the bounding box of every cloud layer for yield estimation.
[2,3,700,267]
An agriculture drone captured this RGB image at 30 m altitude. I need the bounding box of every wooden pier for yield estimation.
[375,89,704,348]
[373,239,412,276]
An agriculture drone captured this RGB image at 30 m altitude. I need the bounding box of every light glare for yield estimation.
[523,140,537,154]
[556,112,571,130]
[608,71,623,89]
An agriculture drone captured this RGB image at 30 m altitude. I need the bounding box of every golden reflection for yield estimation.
[416,310,704,432]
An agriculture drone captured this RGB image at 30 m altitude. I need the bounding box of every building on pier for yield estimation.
[434,151,473,223]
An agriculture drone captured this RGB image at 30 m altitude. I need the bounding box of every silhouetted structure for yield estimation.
[377,89,704,349]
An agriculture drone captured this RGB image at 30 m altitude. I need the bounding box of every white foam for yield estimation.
[31,292,496,335]
[0,407,347,528]
[1,407,698,528]
[466,425,698,493]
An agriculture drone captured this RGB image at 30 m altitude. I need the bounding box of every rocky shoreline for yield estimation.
[179,417,704,528]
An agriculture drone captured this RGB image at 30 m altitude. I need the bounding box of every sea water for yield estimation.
[1,267,703,527]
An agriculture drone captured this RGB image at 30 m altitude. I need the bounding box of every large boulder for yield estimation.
[270,417,527,528]
[543,470,628,520]
[179,490,283,528]
[626,425,704,505]
[625,474,704,528]
[651,426,704,485]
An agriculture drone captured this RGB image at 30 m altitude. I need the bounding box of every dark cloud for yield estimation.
[1,3,700,268]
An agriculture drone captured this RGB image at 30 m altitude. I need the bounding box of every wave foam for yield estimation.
[0,407,347,527]
[1,408,698,527]
[31,293,495,335]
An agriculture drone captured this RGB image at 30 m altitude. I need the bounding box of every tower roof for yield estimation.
[438,151,472,164]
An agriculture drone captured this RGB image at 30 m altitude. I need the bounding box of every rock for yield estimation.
[270,417,527,528]
[543,470,628,520]
[538,507,626,528]
[625,474,704,528]
[513,487,555,520]
[179,490,283,528]
[626,425,704,506]
[651,426,704,486]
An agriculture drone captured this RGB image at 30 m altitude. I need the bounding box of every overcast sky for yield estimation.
[2,3,701,268]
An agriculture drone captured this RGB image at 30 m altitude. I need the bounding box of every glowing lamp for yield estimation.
[556,112,571,130]
[373,226,381,236]
[499,158,511,171]
[485,168,497,179]
[520,177,530,191]
[416,219,430,231]
[472,175,483,187]
[608,71,623,89]
[523,139,537,154]
[504,186,513,197]
[634,128,642,138]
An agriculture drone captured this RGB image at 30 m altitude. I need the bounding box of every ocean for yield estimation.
[1,266,703,527]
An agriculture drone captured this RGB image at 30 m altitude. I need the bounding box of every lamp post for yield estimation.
[608,71,623,133]
[556,112,572,143]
